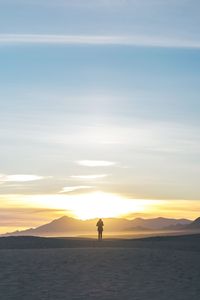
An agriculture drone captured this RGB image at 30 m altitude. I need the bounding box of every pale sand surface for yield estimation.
[0,241,200,300]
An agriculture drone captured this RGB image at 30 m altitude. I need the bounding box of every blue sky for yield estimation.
[0,0,200,230]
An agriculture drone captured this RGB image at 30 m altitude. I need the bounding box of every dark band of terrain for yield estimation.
[0,234,200,251]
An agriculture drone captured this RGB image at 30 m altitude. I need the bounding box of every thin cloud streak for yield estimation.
[71,174,109,179]
[1,34,200,49]
[59,186,93,193]
[0,174,44,182]
[77,160,116,167]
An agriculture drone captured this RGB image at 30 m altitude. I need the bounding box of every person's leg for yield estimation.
[98,231,100,240]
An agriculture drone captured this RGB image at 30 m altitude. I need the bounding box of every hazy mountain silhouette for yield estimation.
[1,216,192,237]
[162,217,200,231]
[125,217,190,230]
[184,217,200,230]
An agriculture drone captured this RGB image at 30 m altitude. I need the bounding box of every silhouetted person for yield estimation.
[96,218,104,240]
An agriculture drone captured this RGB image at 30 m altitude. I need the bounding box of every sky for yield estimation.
[0,0,200,233]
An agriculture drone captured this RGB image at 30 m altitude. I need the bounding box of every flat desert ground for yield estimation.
[0,235,200,300]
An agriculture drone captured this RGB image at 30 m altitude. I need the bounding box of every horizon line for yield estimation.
[0,34,200,49]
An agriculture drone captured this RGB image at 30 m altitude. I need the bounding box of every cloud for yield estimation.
[0,174,44,182]
[0,0,127,7]
[77,160,116,167]
[70,174,109,179]
[0,34,200,49]
[59,186,93,193]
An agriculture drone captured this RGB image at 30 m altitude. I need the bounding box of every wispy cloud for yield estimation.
[0,0,127,7]
[77,160,116,167]
[0,174,44,182]
[70,174,109,179]
[59,186,93,193]
[0,34,200,49]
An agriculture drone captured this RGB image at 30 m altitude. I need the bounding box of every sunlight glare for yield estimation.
[24,192,156,220]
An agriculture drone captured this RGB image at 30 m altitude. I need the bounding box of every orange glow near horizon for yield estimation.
[2,192,200,219]
[1,192,200,234]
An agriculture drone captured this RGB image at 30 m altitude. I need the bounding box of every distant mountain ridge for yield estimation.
[125,217,191,230]
[184,217,200,230]
[1,216,193,237]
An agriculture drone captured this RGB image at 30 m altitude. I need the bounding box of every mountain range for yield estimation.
[2,216,198,237]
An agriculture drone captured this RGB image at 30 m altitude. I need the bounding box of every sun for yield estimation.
[69,192,143,220]
[71,192,128,220]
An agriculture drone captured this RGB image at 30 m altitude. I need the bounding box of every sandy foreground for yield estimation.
[0,235,200,300]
